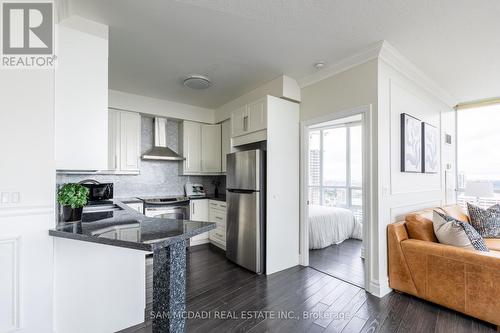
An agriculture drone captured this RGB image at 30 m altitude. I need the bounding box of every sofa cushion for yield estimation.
[405,208,439,242]
[467,203,500,238]
[433,211,489,252]
[441,205,470,223]
[484,238,500,252]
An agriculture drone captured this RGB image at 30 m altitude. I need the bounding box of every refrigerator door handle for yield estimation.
[227,189,256,194]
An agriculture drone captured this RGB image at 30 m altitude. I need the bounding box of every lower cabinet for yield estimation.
[189,199,227,249]
[189,199,209,246]
[208,200,227,250]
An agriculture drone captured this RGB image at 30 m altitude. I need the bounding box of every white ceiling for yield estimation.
[67,0,500,108]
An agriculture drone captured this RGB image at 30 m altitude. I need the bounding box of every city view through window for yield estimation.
[309,122,363,222]
[457,104,500,209]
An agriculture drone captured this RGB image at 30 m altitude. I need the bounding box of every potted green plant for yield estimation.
[57,183,89,222]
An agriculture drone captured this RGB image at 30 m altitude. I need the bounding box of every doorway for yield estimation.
[300,106,371,290]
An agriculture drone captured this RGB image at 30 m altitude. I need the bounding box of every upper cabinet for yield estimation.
[108,110,141,173]
[182,121,202,174]
[230,98,267,138]
[221,120,231,173]
[247,99,267,133]
[55,20,109,171]
[201,124,222,173]
[231,105,247,137]
[180,121,222,175]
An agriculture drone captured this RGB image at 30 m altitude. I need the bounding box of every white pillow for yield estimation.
[432,210,473,249]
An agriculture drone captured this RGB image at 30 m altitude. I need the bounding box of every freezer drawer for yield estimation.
[226,190,263,273]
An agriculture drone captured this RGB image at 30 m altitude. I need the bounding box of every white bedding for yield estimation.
[309,205,362,249]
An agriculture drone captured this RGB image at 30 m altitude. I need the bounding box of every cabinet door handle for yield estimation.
[114,155,118,169]
[243,115,248,131]
[215,216,223,220]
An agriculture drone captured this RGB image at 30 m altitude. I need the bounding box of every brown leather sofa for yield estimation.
[388,204,500,329]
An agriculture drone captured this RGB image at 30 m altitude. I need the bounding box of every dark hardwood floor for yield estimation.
[121,243,496,333]
[309,239,365,287]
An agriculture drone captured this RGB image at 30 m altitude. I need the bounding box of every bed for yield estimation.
[308,205,362,249]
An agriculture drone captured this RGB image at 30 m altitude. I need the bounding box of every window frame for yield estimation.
[308,121,362,210]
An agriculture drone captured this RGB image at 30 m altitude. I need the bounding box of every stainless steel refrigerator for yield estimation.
[226,149,265,274]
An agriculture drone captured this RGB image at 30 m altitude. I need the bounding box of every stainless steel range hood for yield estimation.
[141,117,185,161]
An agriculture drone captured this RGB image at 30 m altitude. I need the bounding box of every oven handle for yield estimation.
[145,207,182,211]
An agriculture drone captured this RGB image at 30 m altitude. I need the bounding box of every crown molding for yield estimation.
[298,40,457,107]
[298,41,384,88]
[378,41,457,107]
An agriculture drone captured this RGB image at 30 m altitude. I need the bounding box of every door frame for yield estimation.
[299,104,372,291]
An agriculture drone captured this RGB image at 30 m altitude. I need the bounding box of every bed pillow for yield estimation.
[432,211,489,252]
[467,203,500,238]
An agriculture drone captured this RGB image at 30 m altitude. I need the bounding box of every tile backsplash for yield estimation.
[57,116,225,198]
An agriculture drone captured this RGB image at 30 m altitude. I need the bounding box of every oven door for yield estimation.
[144,205,190,220]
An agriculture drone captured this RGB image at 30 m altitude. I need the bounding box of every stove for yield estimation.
[138,196,190,219]
[141,196,189,205]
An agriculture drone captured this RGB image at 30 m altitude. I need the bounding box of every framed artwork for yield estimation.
[422,122,439,173]
[400,113,422,173]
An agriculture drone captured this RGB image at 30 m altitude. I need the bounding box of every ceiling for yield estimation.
[66,0,500,108]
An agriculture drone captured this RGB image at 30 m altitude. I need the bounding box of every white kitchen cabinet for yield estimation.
[180,121,222,175]
[181,121,202,174]
[201,124,222,172]
[247,99,267,133]
[221,120,231,173]
[231,105,247,137]
[55,23,108,171]
[230,98,267,139]
[190,199,209,246]
[208,200,227,250]
[120,112,141,171]
[108,110,141,173]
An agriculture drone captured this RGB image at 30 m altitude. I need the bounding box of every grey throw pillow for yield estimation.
[433,211,489,252]
[467,203,500,238]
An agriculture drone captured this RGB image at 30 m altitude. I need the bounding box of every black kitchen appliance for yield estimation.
[79,180,114,203]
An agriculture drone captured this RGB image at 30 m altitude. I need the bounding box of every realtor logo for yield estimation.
[1,1,55,67]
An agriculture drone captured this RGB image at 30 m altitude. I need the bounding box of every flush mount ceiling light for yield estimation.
[183,74,212,89]
[314,61,326,70]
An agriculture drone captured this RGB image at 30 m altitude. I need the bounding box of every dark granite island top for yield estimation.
[49,200,216,333]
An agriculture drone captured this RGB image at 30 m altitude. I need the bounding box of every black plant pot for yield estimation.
[62,206,83,222]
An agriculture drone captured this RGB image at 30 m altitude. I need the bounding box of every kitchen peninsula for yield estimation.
[49,200,215,333]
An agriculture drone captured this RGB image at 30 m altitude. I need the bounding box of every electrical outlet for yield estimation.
[11,192,20,203]
[1,192,10,204]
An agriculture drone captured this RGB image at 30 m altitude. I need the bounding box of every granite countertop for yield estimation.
[49,200,215,251]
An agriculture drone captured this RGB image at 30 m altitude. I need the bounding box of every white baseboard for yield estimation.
[368,277,392,298]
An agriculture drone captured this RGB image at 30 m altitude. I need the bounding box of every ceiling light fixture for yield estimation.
[314,61,326,70]
[183,74,212,89]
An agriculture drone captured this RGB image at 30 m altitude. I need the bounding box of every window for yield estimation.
[308,122,363,222]
[457,104,500,208]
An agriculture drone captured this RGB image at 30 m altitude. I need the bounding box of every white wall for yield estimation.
[300,59,380,295]
[299,51,456,297]
[375,57,456,296]
[0,69,55,332]
[109,89,215,123]
[300,60,378,122]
